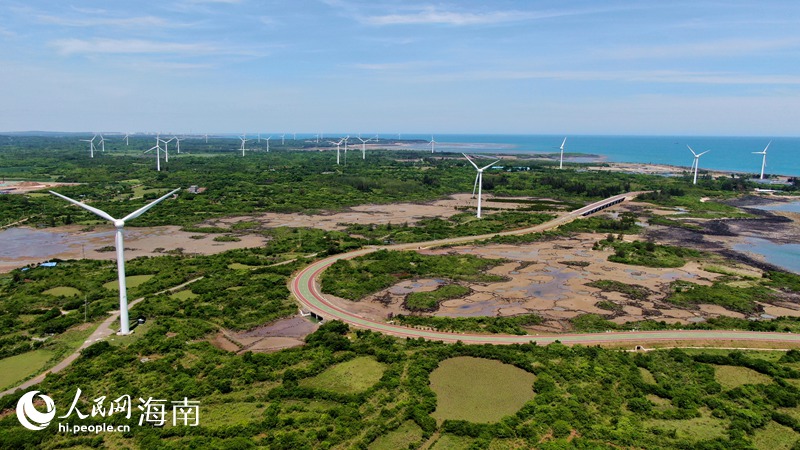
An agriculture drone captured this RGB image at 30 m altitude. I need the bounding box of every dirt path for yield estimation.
[0,276,204,398]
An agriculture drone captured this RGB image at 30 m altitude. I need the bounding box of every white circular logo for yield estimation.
[16,391,56,431]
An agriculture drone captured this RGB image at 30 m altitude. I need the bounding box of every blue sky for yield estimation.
[1,0,800,135]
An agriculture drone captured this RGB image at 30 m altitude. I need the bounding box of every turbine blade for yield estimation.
[121,188,181,223]
[764,141,771,153]
[560,137,567,150]
[687,145,698,156]
[472,173,479,197]
[49,191,116,222]
[698,150,710,157]
[480,160,501,171]
[462,153,479,169]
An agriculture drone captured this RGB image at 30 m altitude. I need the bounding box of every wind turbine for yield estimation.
[144,135,162,171]
[357,136,373,160]
[122,133,130,146]
[49,188,180,335]
[687,145,710,185]
[173,136,184,154]
[328,139,344,164]
[98,134,106,153]
[463,153,500,219]
[160,137,174,163]
[753,141,771,180]
[559,137,567,169]
[240,135,249,156]
[281,134,285,145]
[343,136,350,158]
[80,135,97,158]
[429,136,436,153]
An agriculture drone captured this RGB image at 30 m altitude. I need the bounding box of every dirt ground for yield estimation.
[210,316,319,353]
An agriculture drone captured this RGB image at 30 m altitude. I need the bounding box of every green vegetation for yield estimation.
[586,279,652,300]
[405,284,470,311]
[321,250,504,300]
[594,237,701,268]
[299,356,386,394]
[557,211,640,233]
[102,274,154,290]
[42,286,82,297]
[394,314,542,335]
[667,280,777,314]
[714,365,773,389]
[0,349,54,390]
[429,356,536,423]
[369,421,424,450]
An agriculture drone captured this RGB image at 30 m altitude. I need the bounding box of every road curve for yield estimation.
[290,193,800,346]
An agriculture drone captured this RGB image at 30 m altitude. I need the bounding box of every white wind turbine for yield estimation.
[687,145,710,185]
[98,134,106,152]
[463,153,500,219]
[343,136,350,159]
[174,136,184,154]
[328,139,344,164]
[265,135,272,152]
[240,135,249,156]
[80,135,97,158]
[50,189,180,335]
[144,136,162,171]
[753,141,771,180]
[160,137,175,162]
[281,134,285,145]
[357,136,373,160]
[559,137,567,169]
[123,133,130,146]
[429,136,436,153]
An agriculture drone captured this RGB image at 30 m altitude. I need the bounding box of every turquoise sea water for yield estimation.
[393,134,800,177]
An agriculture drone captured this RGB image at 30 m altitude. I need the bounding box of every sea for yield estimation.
[389,134,800,177]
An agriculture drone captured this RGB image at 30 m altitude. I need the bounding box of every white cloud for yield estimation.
[51,38,218,56]
[599,38,800,60]
[35,14,173,28]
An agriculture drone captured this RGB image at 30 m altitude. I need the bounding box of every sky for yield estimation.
[1,0,800,136]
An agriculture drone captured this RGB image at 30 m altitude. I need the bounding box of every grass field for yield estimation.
[0,349,55,390]
[103,274,154,290]
[713,365,773,389]
[42,286,81,297]
[171,290,198,300]
[300,356,386,394]
[429,356,536,424]
[645,408,727,441]
[431,434,474,449]
[369,420,424,450]
[201,402,265,428]
[752,421,798,450]
[639,367,656,384]
[228,263,258,270]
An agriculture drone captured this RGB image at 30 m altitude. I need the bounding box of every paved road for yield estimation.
[290,193,800,346]
[0,277,203,398]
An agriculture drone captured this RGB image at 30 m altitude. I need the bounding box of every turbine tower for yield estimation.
[753,141,771,180]
[80,135,97,158]
[328,139,344,164]
[281,134,285,145]
[174,136,184,154]
[559,137,567,169]
[49,188,181,335]
[463,153,500,219]
[240,135,249,156]
[144,136,162,171]
[98,134,106,152]
[687,145,710,185]
[160,137,174,162]
[429,136,436,153]
[123,133,130,146]
[357,136,373,160]
[265,135,271,152]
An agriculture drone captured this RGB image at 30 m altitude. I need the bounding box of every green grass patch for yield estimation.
[0,349,55,390]
[228,263,257,270]
[322,249,504,301]
[647,215,703,230]
[752,420,797,450]
[201,402,265,428]
[300,356,385,395]
[713,365,773,389]
[430,356,535,423]
[586,279,651,300]
[431,434,475,450]
[558,212,640,234]
[666,281,776,314]
[645,409,727,442]
[405,284,470,311]
[639,367,657,384]
[213,235,241,242]
[170,290,198,300]
[369,420,424,450]
[102,274,154,290]
[598,239,700,268]
[42,286,81,297]
[394,314,541,335]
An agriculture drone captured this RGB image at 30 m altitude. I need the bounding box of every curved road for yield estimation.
[290,193,800,346]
